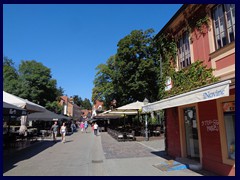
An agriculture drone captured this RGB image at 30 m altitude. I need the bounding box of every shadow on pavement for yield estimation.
[3,140,57,173]
[151,150,173,160]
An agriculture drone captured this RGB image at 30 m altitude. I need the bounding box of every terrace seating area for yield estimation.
[105,125,164,142]
[107,127,136,142]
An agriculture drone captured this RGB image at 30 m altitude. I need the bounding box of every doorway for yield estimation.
[183,107,200,161]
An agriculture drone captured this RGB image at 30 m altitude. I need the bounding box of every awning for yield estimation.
[28,109,70,121]
[143,80,231,112]
[3,102,27,116]
[3,91,46,112]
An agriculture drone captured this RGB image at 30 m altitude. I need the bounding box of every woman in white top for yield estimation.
[60,122,67,143]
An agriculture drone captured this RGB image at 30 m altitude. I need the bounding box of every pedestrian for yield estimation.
[84,121,88,133]
[50,121,58,142]
[71,121,76,134]
[60,122,67,143]
[93,122,98,136]
[80,121,84,133]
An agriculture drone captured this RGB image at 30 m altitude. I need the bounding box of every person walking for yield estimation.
[60,122,67,143]
[80,121,84,133]
[50,121,58,142]
[93,122,98,136]
[84,121,88,133]
[70,121,76,134]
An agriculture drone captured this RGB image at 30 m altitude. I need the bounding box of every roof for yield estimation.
[154,4,187,40]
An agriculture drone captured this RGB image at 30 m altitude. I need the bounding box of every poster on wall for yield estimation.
[223,102,235,112]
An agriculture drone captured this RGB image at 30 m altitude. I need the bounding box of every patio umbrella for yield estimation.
[3,91,46,112]
[116,101,145,128]
[116,101,144,111]
[3,91,46,135]
[28,109,70,121]
[3,102,27,116]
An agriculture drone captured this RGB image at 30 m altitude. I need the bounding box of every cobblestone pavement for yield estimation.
[101,132,166,159]
[101,132,217,176]
[3,131,217,176]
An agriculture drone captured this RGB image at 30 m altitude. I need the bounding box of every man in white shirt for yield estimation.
[93,122,98,136]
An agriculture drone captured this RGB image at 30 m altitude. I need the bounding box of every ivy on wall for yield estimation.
[164,60,219,98]
[156,34,219,100]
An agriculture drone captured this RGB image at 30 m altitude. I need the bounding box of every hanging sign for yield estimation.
[165,76,172,91]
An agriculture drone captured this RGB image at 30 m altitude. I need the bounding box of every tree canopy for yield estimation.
[3,57,64,113]
[92,29,160,109]
[73,95,92,110]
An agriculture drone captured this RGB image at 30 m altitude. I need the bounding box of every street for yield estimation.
[3,128,209,176]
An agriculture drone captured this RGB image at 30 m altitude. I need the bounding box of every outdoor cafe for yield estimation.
[92,100,164,142]
[3,91,70,150]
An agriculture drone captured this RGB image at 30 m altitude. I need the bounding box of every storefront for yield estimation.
[143,80,235,176]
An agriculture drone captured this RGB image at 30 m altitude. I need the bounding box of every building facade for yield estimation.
[143,4,235,176]
[59,96,82,120]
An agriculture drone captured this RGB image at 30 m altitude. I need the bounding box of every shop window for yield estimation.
[212,4,235,50]
[217,95,235,165]
[223,102,235,160]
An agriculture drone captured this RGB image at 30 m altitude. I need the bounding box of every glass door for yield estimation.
[184,107,200,161]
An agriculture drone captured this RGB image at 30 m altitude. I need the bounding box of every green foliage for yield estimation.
[162,60,219,98]
[92,29,160,108]
[17,60,59,106]
[81,98,92,110]
[195,16,210,34]
[149,117,158,125]
[73,95,83,107]
[114,29,159,106]
[155,32,219,100]
[45,101,63,114]
[3,59,64,111]
[3,57,20,95]
[92,55,116,109]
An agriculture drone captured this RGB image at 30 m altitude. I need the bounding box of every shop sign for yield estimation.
[203,89,225,99]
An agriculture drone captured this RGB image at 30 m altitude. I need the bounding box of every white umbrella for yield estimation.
[116,101,145,127]
[116,101,144,111]
[3,91,45,112]
[3,91,46,135]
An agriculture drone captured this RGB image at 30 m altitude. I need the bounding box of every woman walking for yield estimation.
[60,122,67,143]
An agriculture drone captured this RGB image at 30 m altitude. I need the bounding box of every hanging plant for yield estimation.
[195,15,210,34]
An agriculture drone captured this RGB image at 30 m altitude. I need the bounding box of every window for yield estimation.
[217,95,235,165]
[223,102,235,160]
[212,4,235,50]
[178,32,191,69]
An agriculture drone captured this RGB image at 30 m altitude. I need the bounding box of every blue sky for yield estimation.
[3,4,182,103]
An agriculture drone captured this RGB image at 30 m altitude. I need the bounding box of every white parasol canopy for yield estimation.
[3,91,46,112]
[116,101,144,111]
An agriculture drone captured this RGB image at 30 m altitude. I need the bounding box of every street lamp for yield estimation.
[143,98,149,141]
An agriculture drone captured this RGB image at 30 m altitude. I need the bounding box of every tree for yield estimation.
[92,29,160,108]
[73,95,83,107]
[3,57,20,95]
[81,98,92,110]
[17,60,59,107]
[92,55,116,109]
[114,29,159,105]
[4,58,64,112]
